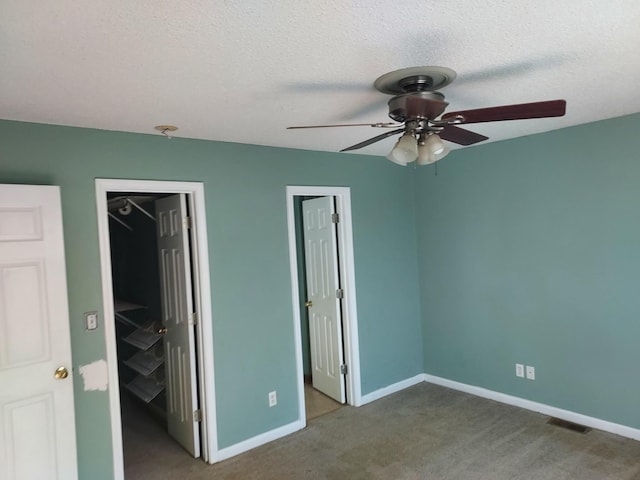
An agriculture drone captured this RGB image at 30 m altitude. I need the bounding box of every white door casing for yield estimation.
[155,194,201,457]
[96,179,218,478]
[0,184,78,480]
[302,196,346,403]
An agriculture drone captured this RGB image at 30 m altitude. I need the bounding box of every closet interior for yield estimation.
[108,193,167,419]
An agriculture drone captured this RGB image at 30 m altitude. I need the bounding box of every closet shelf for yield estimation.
[123,323,163,350]
[125,373,165,403]
[114,300,146,313]
[114,300,148,329]
[123,347,164,377]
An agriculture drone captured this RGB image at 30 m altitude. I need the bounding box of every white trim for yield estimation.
[359,374,425,405]
[423,374,640,442]
[216,420,305,462]
[286,186,362,421]
[95,179,219,479]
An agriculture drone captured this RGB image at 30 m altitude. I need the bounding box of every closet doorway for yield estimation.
[286,186,363,426]
[96,180,218,480]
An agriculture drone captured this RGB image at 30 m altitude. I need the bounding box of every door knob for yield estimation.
[158,327,167,334]
[304,301,313,308]
[54,367,69,380]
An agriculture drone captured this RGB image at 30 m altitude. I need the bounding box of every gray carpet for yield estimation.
[122,383,640,479]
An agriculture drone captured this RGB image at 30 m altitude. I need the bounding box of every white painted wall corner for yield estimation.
[358,374,425,406]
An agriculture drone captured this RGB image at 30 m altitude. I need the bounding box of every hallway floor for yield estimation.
[304,383,343,420]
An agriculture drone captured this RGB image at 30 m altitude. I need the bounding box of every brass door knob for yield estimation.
[304,301,313,308]
[158,327,167,334]
[54,367,69,379]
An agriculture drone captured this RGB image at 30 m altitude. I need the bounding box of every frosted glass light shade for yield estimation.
[416,144,434,165]
[386,133,418,166]
[432,144,450,161]
[386,148,408,166]
[425,134,445,155]
[417,134,450,165]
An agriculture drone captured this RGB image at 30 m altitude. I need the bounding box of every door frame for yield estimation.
[95,179,218,478]
[286,186,362,423]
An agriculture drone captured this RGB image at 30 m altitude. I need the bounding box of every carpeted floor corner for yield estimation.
[122,382,640,479]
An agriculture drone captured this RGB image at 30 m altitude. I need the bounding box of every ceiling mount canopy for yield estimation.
[288,66,566,167]
[373,66,457,94]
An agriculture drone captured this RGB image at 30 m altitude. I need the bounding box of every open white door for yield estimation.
[302,196,346,403]
[155,194,201,457]
[0,184,78,480]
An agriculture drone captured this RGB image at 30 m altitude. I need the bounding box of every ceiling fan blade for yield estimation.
[439,125,489,146]
[287,122,399,129]
[441,99,566,124]
[340,128,405,152]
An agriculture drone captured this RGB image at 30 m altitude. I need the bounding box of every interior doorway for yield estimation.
[109,192,204,456]
[286,186,363,427]
[96,180,218,480]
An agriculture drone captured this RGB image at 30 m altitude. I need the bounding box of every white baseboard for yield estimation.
[359,374,425,406]
[213,419,305,463]
[213,373,424,463]
[212,373,639,464]
[423,373,640,442]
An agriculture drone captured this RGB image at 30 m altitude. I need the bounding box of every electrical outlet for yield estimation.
[85,311,98,331]
[268,391,277,407]
[515,363,524,378]
[526,366,536,380]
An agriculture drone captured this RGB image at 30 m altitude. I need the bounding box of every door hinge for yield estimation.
[331,213,340,224]
[184,216,192,229]
[336,288,344,299]
[193,409,202,422]
[189,312,198,326]
[340,364,348,375]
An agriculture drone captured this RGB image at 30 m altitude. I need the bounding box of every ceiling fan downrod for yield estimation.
[398,75,434,92]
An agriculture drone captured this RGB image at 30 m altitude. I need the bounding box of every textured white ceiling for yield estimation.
[1,1,639,157]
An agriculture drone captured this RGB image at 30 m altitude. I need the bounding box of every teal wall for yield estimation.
[416,113,640,429]
[4,112,639,478]
[0,120,423,480]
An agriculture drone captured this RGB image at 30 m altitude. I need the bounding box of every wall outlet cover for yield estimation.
[515,363,525,378]
[526,366,536,380]
[268,391,277,407]
[84,311,98,331]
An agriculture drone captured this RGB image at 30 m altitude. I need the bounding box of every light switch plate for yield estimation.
[85,311,98,331]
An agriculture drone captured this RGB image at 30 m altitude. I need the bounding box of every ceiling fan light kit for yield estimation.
[387,133,419,166]
[417,133,450,166]
[288,66,566,167]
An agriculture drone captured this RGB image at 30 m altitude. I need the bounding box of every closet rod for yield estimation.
[127,198,156,222]
[108,212,133,231]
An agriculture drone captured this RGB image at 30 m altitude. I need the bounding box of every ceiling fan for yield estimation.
[287,66,566,166]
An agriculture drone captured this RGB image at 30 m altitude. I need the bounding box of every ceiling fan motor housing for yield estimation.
[387,91,448,123]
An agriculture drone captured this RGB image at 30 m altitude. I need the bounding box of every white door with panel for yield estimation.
[0,184,78,480]
[302,196,346,403]
[155,194,201,457]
